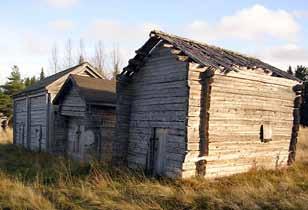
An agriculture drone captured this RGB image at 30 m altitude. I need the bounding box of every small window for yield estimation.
[260,122,272,143]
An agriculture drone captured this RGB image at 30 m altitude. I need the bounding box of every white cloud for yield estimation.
[257,44,308,69]
[48,19,74,31]
[46,0,79,8]
[86,20,161,45]
[186,4,300,43]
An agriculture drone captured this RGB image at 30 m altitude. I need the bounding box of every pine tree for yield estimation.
[0,90,12,117]
[1,65,25,96]
[0,66,25,117]
[295,65,308,81]
[40,67,45,80]
[287,66,293,75]
[24,77,31,88]
[30,76,37,85]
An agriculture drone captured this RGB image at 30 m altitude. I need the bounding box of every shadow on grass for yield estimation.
[0,143,148,185]
[0,143,93,184]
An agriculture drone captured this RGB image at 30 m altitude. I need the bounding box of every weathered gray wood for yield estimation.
[13,63,104,154]
[115,43,188,176]
[29,94,48,151]
[116,35,299,179]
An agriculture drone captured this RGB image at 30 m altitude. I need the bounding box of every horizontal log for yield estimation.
[214,69,298,86]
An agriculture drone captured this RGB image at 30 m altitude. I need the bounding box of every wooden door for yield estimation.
[67,120,82,160]
[80,129,95,161]
[100,127,113,162]
[16,123,25,146]
[154,128,168,176]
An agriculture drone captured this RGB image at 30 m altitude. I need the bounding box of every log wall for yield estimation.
[113,76,132,163]
[116,43,189,177]
[186,67,298,178]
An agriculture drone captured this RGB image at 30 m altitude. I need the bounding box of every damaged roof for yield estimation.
[122,30,300,82]
[53,75,116,106]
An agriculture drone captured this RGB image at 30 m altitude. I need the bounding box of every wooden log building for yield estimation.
[115,31,302,178]
[53,75,116,161]
[13,62,104,152]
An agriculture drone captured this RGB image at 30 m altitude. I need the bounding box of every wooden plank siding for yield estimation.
[63,108,115,162]
[56,82,116,161]
[185,63,298,178]
[14,92,48,151]
[29,94,48,151]
[116,32,300,179]
[13,63,104,154]
[116,43,189,177]
[60,86,87,117]
[14,98,28,147]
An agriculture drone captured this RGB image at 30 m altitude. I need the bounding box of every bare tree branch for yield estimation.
[50,43,59,74]
[64,38,74,68]
[78,39,86,64]
[92,40,107,78]
[110,44,122,80]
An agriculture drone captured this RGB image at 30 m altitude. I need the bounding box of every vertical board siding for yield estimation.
[65,108,116,162]
[52,105,67,153]
[14,98,28,146]
[123,44,188,178]
[55,83,116,161]
[29,94,47,151]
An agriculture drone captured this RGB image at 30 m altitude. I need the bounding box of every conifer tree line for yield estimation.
[287,65,308,81]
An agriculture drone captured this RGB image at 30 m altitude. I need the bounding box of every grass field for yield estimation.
[0,128,307,210]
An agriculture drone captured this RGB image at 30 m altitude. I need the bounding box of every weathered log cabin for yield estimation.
[13,62,103,152]
[53,75,116,161]
[115,30,302,178]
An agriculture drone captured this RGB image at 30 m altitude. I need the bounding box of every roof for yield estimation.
[53,75,116,106]
[122,30,300,82]
[14,62,102,97]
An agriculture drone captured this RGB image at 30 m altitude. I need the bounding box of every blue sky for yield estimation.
[0,0,308,83]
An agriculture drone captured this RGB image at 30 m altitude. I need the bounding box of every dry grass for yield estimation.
[0,127,13,144]
[0,128,307,210]
[297,126,308,161]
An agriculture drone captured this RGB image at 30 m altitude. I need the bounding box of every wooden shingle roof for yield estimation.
[53,75,116,106]
[122,30,300,82]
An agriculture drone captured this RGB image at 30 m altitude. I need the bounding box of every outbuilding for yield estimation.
[114,31,302,178]
[53,75,116,161]
[13,62,103,152]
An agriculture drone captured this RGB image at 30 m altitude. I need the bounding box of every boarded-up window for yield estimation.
[260,122,272,143]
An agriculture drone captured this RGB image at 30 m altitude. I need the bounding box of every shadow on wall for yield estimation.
[0,127,13,144]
